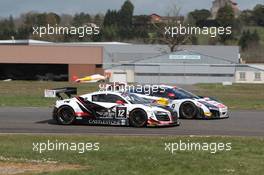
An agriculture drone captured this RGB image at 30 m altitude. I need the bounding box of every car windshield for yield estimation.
[171,88,199,99]
[121,93,151,104]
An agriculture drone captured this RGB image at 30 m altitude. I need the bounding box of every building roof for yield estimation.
[248,64,264,71]
[0,39,131,46]
[0,39,51,45]
[102,44,240,65]
[0,40,240,65]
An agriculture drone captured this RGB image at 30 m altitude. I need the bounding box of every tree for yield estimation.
[118,0,134,39]
[252,4,264,26]
[216,5,235,27]
[103,10,119,27]
[72,12,91,26]
[239,30,260,51]
[133,15,150,40]
[102,1,135,40]
[151,4,190,52]
[59,14,73,26]
[93,14,104,26]
[118,0,134,28]
[252,30,260,42]
[188,9,211,27]
[239,10,254,26]
[216,5,235,43]
[239,30,249,50]
[45,13,61,25]
[102,25,119,41]
[102,10,119,40]
[0,16,16,40]
[23,12,60,26]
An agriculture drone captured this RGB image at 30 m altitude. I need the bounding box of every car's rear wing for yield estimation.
[44,87,77,100]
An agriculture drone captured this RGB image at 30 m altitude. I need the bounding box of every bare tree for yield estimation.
[151,3,191,52]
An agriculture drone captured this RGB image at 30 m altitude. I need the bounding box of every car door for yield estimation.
[91,93,128,119]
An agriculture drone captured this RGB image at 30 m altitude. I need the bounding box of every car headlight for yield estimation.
[146,110,155,116]
[154,111,168,115]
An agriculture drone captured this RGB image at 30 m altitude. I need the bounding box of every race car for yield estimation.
[46,87,179,127]
[129,85,229,119]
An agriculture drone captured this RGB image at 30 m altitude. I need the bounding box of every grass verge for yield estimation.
[0,81,264,110]
[0,135,263,175]
[0,81,98,107]
[195,83,264,110]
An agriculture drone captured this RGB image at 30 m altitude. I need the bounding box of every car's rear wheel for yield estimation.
[129,109,148,127]
[180,101,197,119]
[55,106,76,125]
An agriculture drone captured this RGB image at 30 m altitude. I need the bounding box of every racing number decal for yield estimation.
[116,107,127,119]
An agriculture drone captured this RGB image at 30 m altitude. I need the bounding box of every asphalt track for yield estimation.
[0,107,263,136]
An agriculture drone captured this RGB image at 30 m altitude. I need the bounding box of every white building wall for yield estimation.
[236,71,264,84]
[106,69,135,83]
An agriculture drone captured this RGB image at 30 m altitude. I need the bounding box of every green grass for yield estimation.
[0,135,263,175]
[0,81,98,107]
[194,83,264,110]
[0,81,264,110]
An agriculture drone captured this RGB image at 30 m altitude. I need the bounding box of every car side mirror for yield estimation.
[116,100,125,105]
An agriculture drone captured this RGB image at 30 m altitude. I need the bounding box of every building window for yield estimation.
[239,72,246,81]
[96,64,102,68]
[254,72,261,81]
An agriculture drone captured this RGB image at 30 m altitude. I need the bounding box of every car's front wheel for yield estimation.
[179,101,197,119]
[129,109,148,127]
[55,106,76,125]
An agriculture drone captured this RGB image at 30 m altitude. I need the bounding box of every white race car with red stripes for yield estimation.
[50,88,179,127]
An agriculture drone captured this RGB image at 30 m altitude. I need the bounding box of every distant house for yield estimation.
[150,13,162,23]
[149,13,184,24]
[235,64,264,84]
[211,0,240,19]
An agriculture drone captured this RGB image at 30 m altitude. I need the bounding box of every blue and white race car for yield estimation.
[130,85,229,119]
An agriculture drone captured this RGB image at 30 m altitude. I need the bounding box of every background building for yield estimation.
[102,44,240,84]
[0,40,263,84]
[235,64,264,84]
[0,40,103,81]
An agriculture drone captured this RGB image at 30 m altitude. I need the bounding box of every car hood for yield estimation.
[197,98,227,109]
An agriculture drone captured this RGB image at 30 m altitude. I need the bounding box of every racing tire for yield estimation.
[129,109,148,127]
[179,101,197,119]
[55,106,76,125]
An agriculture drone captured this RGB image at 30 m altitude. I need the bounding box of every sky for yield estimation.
[0,0,263,18]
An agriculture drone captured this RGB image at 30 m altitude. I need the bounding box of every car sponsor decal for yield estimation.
[76,96,107,111]
[96,109,116,119]
[87,119,128,126]
[76,102,95,118]
[116,107,127,119]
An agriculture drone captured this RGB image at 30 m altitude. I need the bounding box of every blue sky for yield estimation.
[0,0,263,17]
